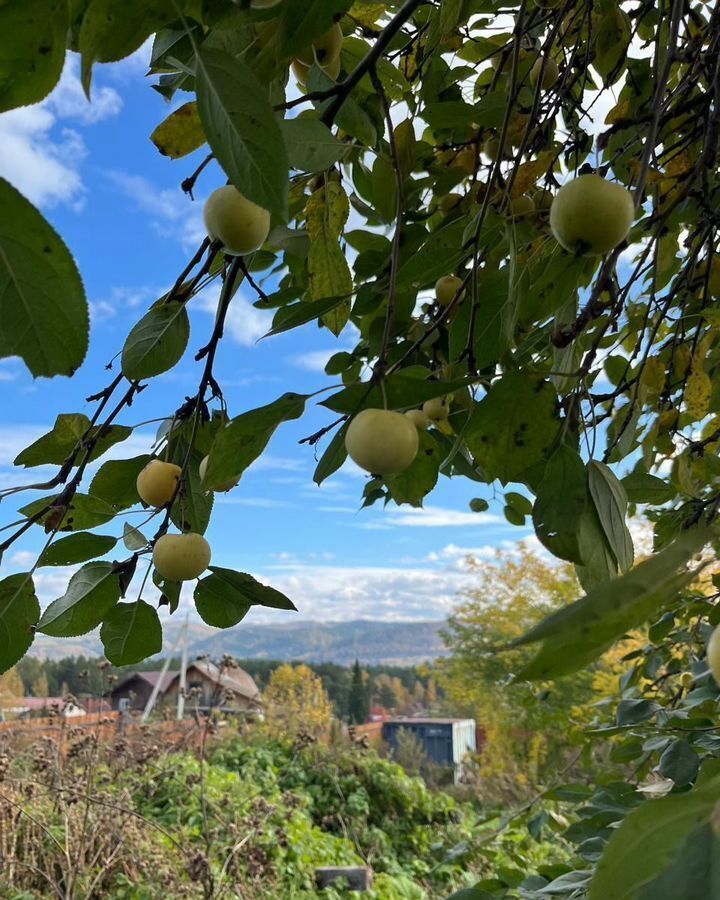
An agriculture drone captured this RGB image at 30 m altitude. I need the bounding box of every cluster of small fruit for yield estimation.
[136,456,238,583]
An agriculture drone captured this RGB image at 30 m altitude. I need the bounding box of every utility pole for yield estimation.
[177,612,189,721]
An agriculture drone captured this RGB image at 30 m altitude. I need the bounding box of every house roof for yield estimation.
[167,660,261,704]
[111,670,176,694]
[112,661,261,705]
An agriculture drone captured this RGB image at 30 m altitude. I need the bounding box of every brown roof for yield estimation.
[113,662,261,705]
[112,670,176,694]
[167,660,262,704]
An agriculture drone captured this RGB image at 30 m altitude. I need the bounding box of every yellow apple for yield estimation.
[532,187,554,212]
[405,409,431,430]
[203,185,271,255]
[509,194,535,217]
[435,275,465,307]
[549,174,635,256]
[292,54,341,85]
[153,533,211,582]
[345,409,419,475]
[136,460,182,508]
[297,23,343,67]
[199,456,240,492]
[530,56,560,89]
[422,396,450,422]
[438,193,463,215]
[454,146,477,175]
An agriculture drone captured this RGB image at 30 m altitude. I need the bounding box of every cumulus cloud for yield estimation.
[361,505,510,529]
[107,171,207,248]
[0,55,122,208]
[90,284,165,324]
[252,557,480,622]
[193,280,272,346]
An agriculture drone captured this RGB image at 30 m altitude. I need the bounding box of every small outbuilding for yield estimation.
[382,717,476,783]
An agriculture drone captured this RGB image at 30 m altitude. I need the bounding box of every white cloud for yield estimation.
[90,285,164,324]
[253,558,478,621]
[0,54,122,208]
[361,505,509,529]
[108,171,207,248]
[194,281,272,346]
[291,349,337,373]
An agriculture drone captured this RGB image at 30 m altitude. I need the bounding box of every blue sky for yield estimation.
[0,47,534,630]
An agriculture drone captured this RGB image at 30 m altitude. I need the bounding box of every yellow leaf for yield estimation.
[305,182,349,240]
[348,2,385,27]
[510,151,556,198]
[150,102,206,159]
[605,99,630,125]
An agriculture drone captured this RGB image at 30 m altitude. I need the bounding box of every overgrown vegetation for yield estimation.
[0,723,561,899]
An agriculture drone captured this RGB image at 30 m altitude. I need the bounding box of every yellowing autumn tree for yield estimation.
[264,664,332,738]
[441,546,603,801]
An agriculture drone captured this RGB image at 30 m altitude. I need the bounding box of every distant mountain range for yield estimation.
[31,619,448,666]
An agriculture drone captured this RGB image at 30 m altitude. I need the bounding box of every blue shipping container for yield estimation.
[382,718,476,782]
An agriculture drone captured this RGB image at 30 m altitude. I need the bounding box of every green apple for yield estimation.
[136,460,182,508]
[345,409,419,475]
[550,174,634,256]
[153,533,211,581]
[203,185,271,256]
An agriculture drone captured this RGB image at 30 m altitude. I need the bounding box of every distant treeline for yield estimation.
[16,655,443,721]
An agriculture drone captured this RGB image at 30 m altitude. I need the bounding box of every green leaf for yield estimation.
[267,295,349,337]
[100,600,162,666]
[194,574,252,628]
[532,447,587,563]
[80,0,184,93]
[89,455,150,510]
[313,423,348,486]
[322,375,469,415]
[281,117,346,172]
[575,501,620,590]
[152,569,181,613]
[38,562,121,637]
[465,375,560,484]
[385,431,440,507]
[312,69,377,147]
[278,0,354,57]
[516,526,710,680]
[622,471,676,505]
[121,300,190,380]
[0,574,41,674]
[195,47,289,220]
[0,178,88,377]
[170,450,213,535]
[588,774,720,900]
[195,566,296,627]
[151,101,206,158]
[396,219,469,290]
[20,493,117,532]
[123,522,148,552]
[658,739,700,787]
[0,0,68,113]
[423,101,478,131]
[38,533,117,567]
[203,393,307,491]
[14,414,131,468]
[588,460,634,573]
[593,5,632,85]
[637,824,720,900]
